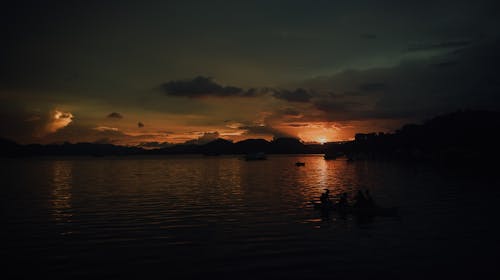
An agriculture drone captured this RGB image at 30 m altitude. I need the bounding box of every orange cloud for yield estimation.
[45,110,73,134]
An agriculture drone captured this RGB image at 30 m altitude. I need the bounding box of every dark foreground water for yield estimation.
[2,155,500,279]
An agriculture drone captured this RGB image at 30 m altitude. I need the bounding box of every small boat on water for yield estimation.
[295,162,305,166]
[244,152,267,161]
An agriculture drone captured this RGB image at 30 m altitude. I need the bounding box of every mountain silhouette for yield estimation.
[324,110,500,162]
[2,110,499,161]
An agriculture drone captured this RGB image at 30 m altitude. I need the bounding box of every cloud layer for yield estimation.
[293,38,500,123]
[272,88,313,103]
[2,1,500,144]
[107,112,123,119]
[161,76,257,98]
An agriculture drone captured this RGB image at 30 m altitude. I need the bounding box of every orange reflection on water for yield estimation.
[51,161,73,225]
[314,157,330,193]
[297,156,357,204]
[289,156,337,204]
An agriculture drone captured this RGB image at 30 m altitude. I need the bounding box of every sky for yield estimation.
[1,0,500,146]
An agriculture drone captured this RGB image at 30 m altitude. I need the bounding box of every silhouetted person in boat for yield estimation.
[318,189,332,218]
[353,190,368,208]
[320,189,334,213]
[337,192,349,209]
[365,189,375,207]
[320,189,331,206]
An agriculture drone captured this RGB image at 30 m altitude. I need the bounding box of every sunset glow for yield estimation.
[1,1,499,147]
[45,110,73,134]
[3,2,499,278]
[317,137,328,144]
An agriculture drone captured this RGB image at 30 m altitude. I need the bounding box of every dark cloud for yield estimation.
[161,76,258,98]
[0,106,75,143]
[313,100,349,113]
[343,91,363,96]
[287,123,308,127]
[2,1,500,145]
[160,76,314,103]
[138,122,144,128]
[407,40,473,52]
[3,1,500,103]
[244,88,264,97]
[239,125,293,138]
[282,108,302,116]
[272,88,312,103]
[305,38,500,122]
[107,112,123,119]
[360,33,377,40]
[359,83,387,92]
[313,99,366,121]
[0,111,39,143]
[431,61,458,68]
[314,100,416,121]
[184,132,220,145]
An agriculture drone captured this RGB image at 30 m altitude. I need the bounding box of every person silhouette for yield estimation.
[320,189,331,205]
[338,192,349,208]
[365,189,375,207]
[353,190,367,208]
[319,189,332,217]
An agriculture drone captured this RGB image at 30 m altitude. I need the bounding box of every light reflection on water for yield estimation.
[51,161,73,225]
[3,155,500,278]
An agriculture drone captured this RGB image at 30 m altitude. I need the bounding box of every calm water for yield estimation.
[2,155,500,279]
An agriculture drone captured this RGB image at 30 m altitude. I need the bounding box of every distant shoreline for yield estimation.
[2,110,500,162]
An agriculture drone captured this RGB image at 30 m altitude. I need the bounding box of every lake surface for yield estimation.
[2,155,499,279]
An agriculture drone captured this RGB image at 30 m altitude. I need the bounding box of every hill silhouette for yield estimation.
[0,141,144,157]
[1,110,499,160]
[150,137,310,155]
[324,110,500,162]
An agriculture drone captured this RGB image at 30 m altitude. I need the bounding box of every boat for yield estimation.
[244,152,267,161]
[295,162,305,166]
[311,201,398,217]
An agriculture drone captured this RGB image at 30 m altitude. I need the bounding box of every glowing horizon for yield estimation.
[2,2,499,146]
